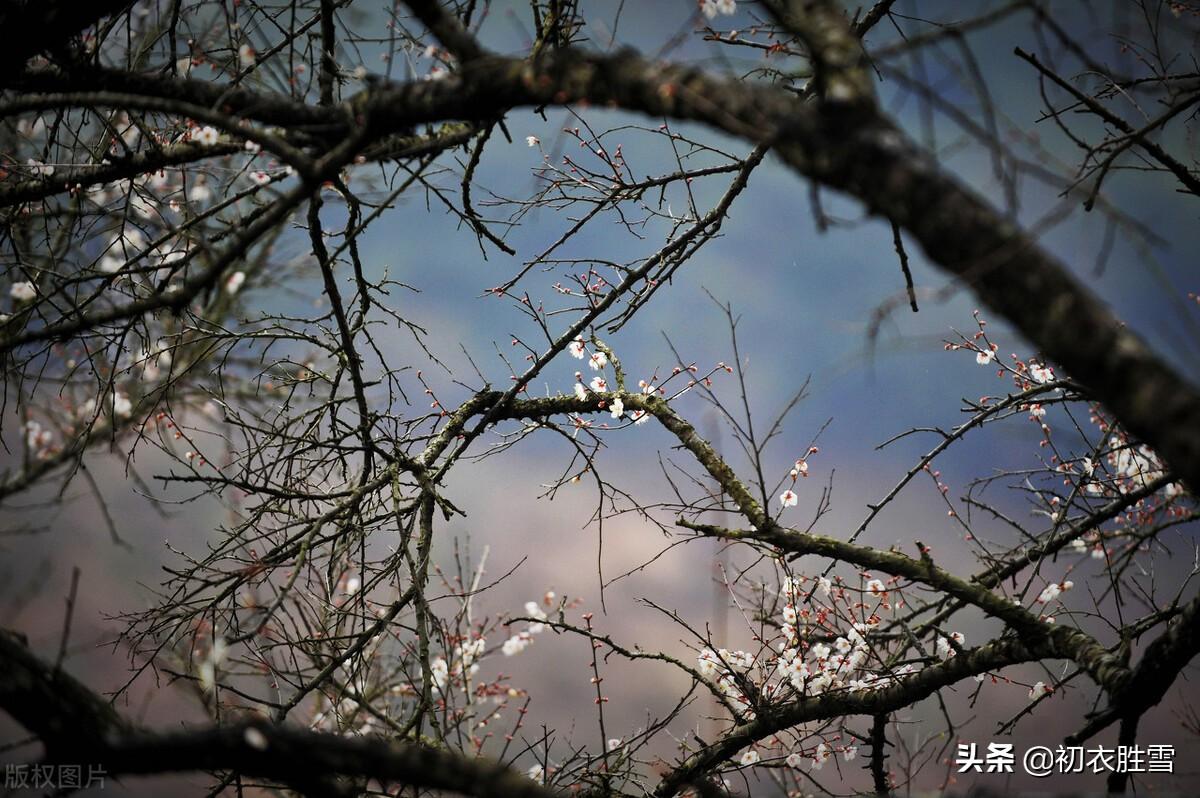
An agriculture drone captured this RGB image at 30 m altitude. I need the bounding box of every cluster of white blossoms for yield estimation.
[76,390,134,423]
[700,0,737,19]
[696,574,945,731]
[1108,436,1169,491]
[566,337,652,425]
[697,646,758,717]
[501,599,550,656]
[953,318,1185,553]
[740,739,857,772]
[934,631,966,661]
[778,447,820,508]
[428,636,487,693]
[23,420,56,460]
[1036,580,1074,604]
[134,339,174,382]
[197,636,228,693]
[9,281,36,303]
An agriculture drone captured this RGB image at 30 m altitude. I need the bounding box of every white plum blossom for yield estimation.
[701,0,737,19]
[1029,362,1055,383]
[568,337,586,358]
[189,179,213,203]
[609,396,624,419]
[523,600,547,634]
[724,649,754,669]
[843,746,858,762]
[502,633,532,656]
[588,351,607,370]
[192,126,220,146]
[198,637,228,693]
[817,576,832,596]
[573,382,587,400]
[811,742,831,770]
[976,348,995,365]
[98,251,124,273]
[526,764,545,784]
[225,271,246,295]
[786,752,804,768]
[24,420,54,454]
[26,158,54,177]
[1028,680,1052,700]
[238,44,256,67]
[10,281,36,303]
[697,648,721,678]
[429,656,449,692]
[866,578,887,595]
[738,749,759,766]
[17,117,46,139]
[779,489,798,508]
[935,631,964,660]
[1037,583,1062,604]
[526,135,540,147]
[607,738,622,751]
[589,376,607,392]
[112,392,133,419]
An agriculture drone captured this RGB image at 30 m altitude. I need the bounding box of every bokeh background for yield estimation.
[3,1,1199,794]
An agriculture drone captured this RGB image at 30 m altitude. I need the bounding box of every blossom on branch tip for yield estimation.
[779,489,798,508]
[9,281,36,303]
[1037,583,1062,604]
